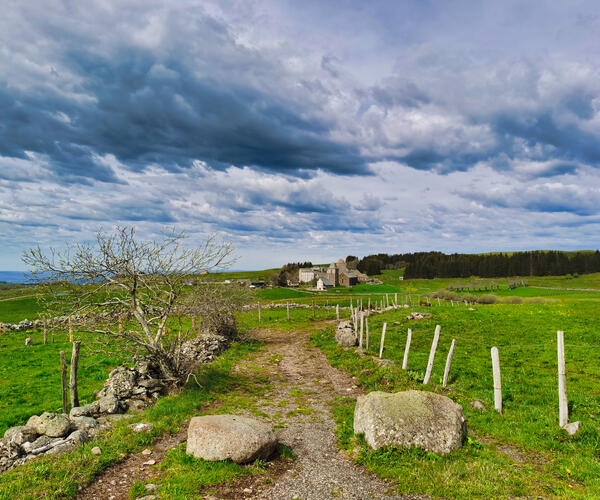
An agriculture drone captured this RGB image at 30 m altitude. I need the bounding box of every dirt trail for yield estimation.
[210,325,422,500]
[77,323,426,499]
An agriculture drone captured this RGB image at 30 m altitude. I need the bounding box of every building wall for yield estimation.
[299,269,315,283]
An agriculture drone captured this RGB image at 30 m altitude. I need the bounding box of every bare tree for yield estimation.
[23,226,237,383]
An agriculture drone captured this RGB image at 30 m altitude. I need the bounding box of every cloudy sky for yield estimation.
[2,1,600,270]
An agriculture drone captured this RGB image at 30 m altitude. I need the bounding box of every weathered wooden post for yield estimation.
[423,325,441,384]
[491,346,502,413]
[359,312,364,348]
[368,297,371,311]
[335,304,339,324]
[442,339,456,387]
[60,350,68,414]
[395,293,398,308]
[437,298,441,306]
[43,318,48,345]
[557,330,568,427]
[402,328,412,370]
[365,318,370,350]
[379,323,387,358]
[68,316,73,342]
[70,341,81,408]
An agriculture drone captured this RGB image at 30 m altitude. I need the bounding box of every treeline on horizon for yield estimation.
[355,250,600,279]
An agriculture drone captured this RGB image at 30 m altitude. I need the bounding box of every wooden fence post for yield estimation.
[43,319,48,345]
[60,351,68,413]
[365,318,370,350]
[442,339,456,387]
[402,328,412,370]
[68,316,73,342]
[423,325,441,384]
[557,330,568,427]
[379,323,387,358]
[437,298,441,306]
[368,297,371,311]
[70,341,81,409]
[491,346,502,413]
[359,312,364,348]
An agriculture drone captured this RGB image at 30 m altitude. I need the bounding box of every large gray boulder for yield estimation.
[354,390,467,454]
[335,320,357,346]
[27,413,72,438]
[186,415,277,464]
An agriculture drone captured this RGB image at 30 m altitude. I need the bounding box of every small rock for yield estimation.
[130,423,154,433]
[470,399,487,411]
[141,448,152,455]
[243,487,252,494]
[30,412,72,438]
[563,421,581,435]
[97,395,122,415]
[145,483,160,491]
[3,426,38,445]
[142,459,156,466]
[91,446,102,455]
[71,416,99,430]
[25,337,33,346]
[67,429,89,445]
[137,496,157,500]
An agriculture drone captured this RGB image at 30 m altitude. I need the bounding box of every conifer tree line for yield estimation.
[354,251,600,278]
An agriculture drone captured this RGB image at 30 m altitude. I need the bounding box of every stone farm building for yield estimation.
[299,259,367,288]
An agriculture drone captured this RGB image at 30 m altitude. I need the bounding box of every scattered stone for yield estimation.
[70,402,100,418]
[91,446,102,455]
[470,399,487,411]
[373,358,395,367]
[243,488,253,494]
[25,337,33,346]
[71,416,99,430]
[141,448,152,455]
[30,413,72,438]
[406,312,432,320]
[145,483,160,491]
[186,414,277,464]
[142,459,156,466]
[137,496,157,500]
[98,395,123,415]
[130,423,154,433]
[563,421,581,435]
[354,390,467,454]
[66,429,89,445]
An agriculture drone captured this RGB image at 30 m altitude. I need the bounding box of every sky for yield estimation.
[2,0,600,270]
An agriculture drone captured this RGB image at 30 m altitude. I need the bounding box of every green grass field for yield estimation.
[312,301,600,498]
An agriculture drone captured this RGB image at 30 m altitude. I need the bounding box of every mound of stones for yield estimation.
[335,319,357,346]
[186,415,277,464]
[354,390,467,455]
[0,333,229,472]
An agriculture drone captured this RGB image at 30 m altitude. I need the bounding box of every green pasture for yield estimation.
[312,301,600,498]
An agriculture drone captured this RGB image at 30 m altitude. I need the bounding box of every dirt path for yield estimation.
[208,324,423,500]
[77,323,426,499]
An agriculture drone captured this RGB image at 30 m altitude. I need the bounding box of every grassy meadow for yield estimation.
[312,300,600,498]
[2,273,600,497]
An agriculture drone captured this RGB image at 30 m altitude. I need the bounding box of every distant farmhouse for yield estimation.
[299,259,368,288]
